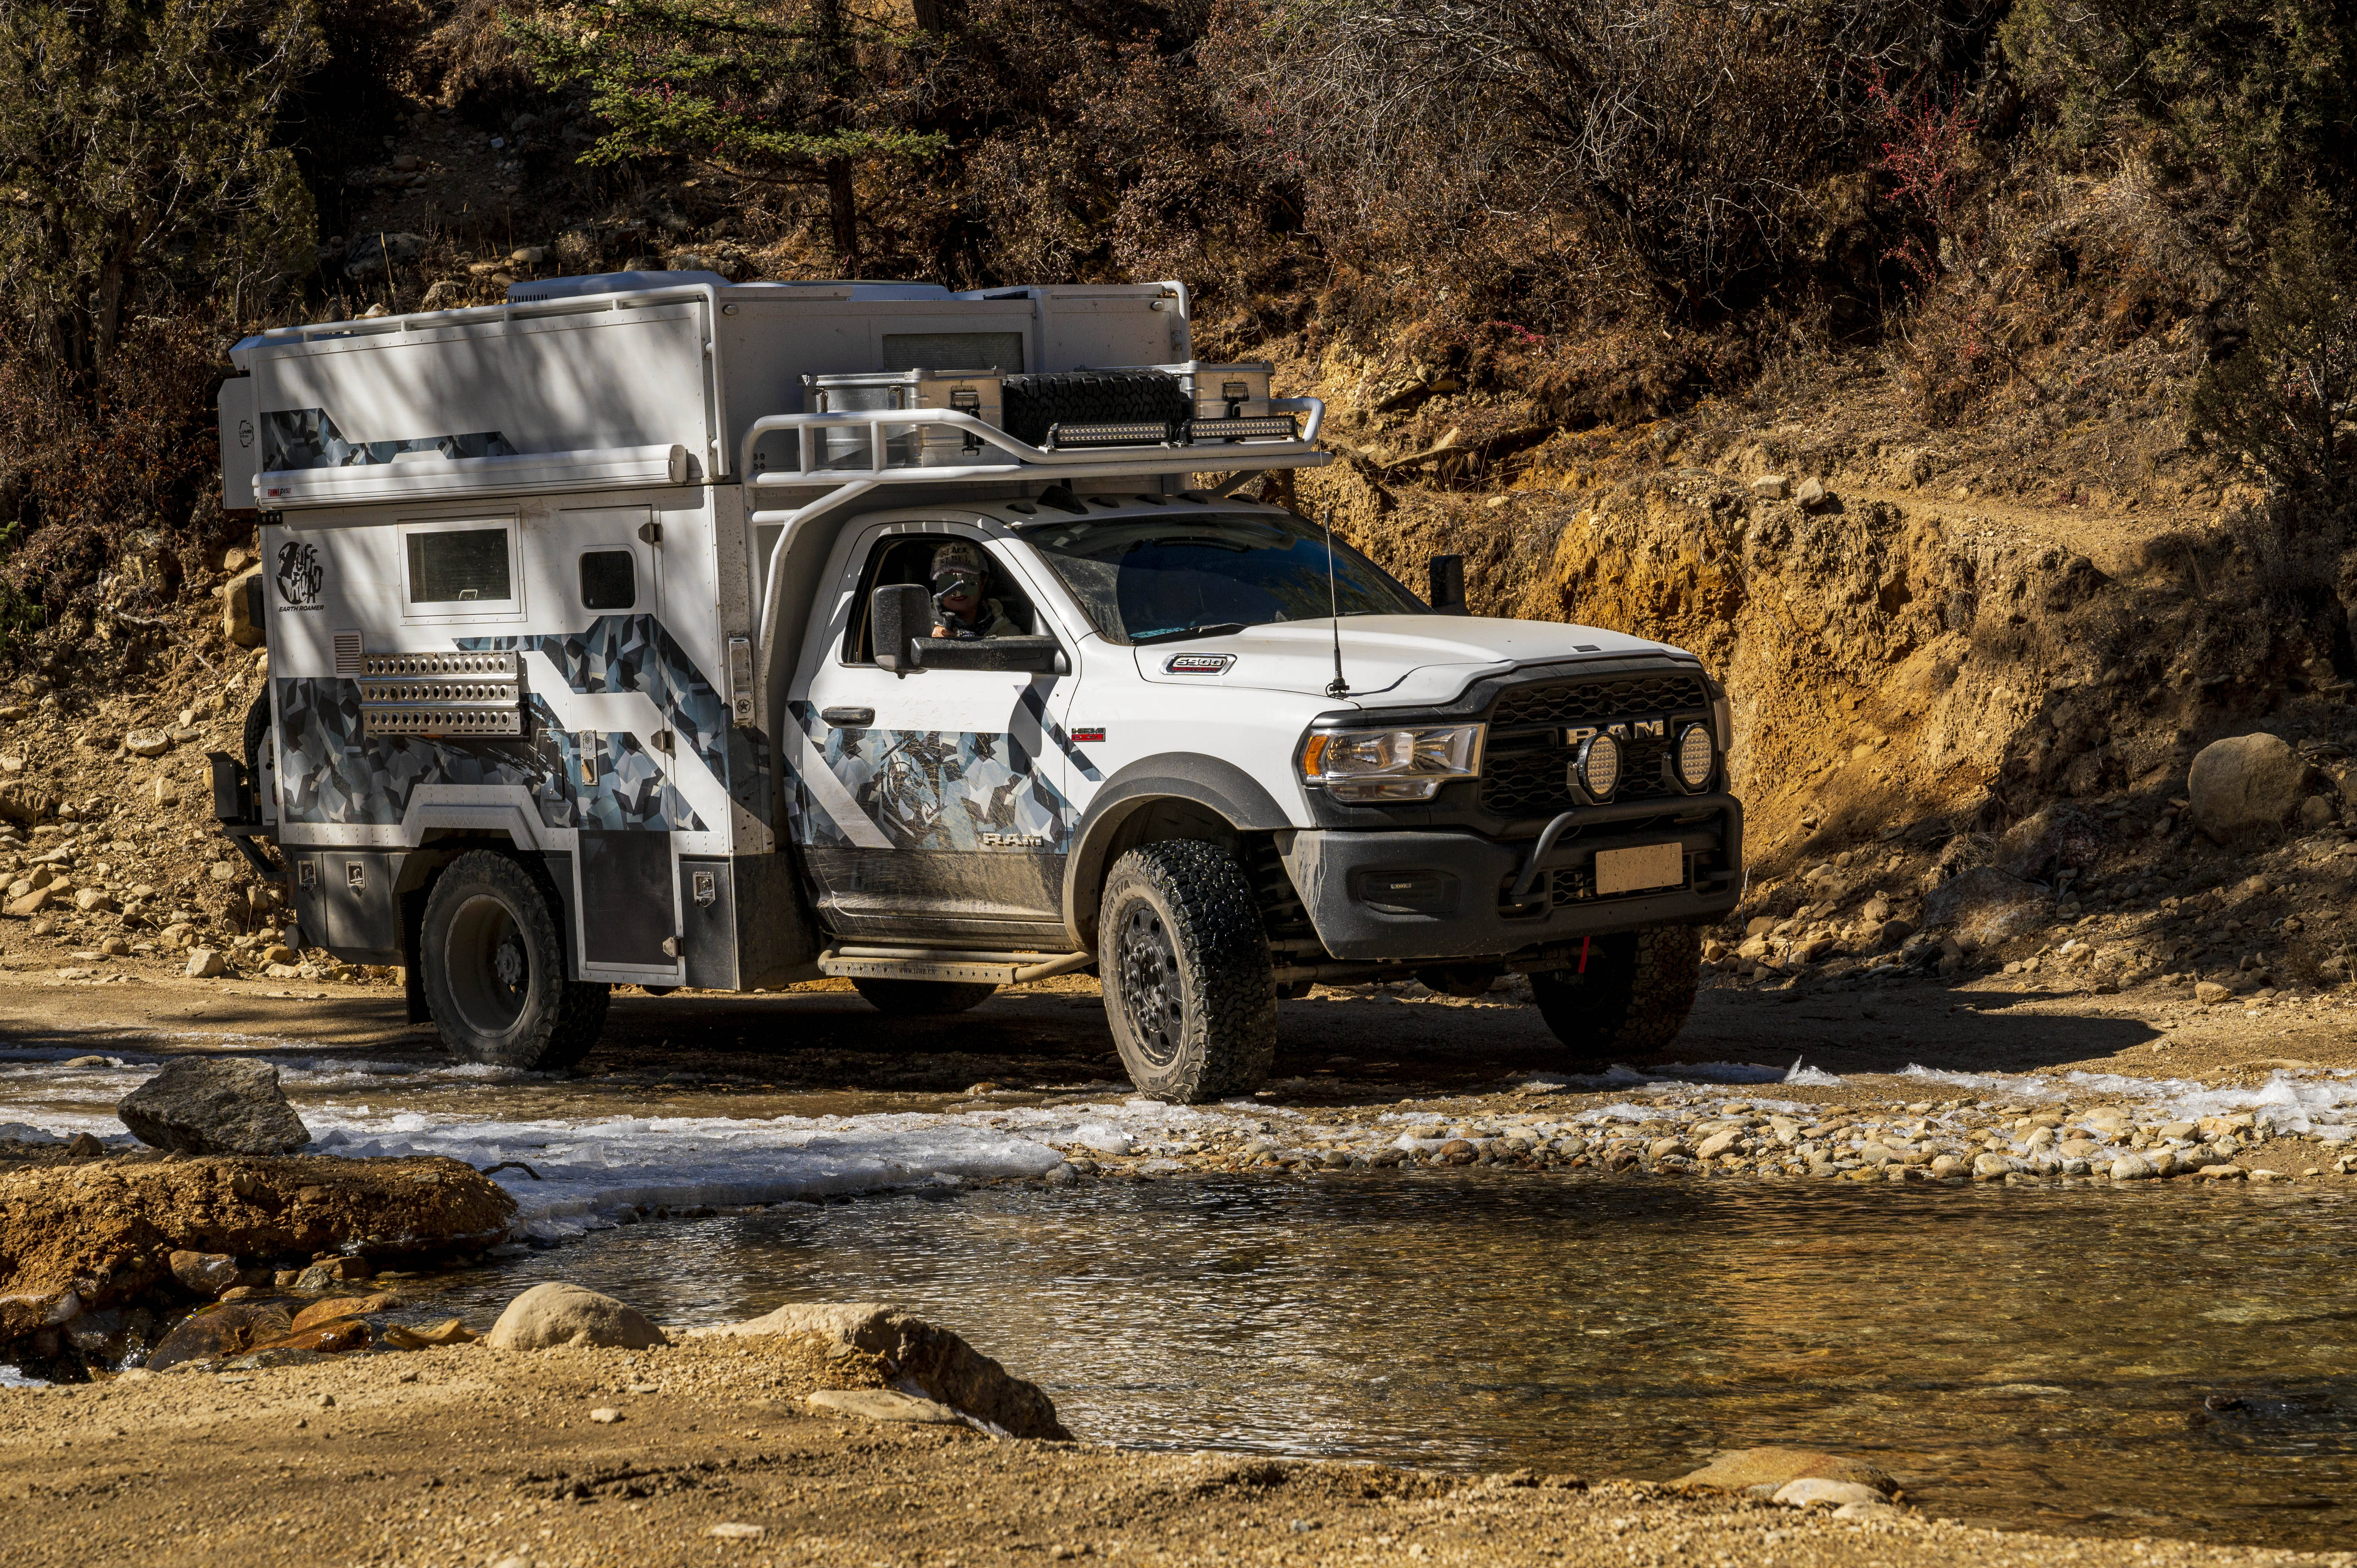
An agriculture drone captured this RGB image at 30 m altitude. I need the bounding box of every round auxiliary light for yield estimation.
[1675,722,1716,791]
[1573,733,1622,800]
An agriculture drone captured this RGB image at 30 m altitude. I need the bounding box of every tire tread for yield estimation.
[421,850,608,1070]
[1530,925,1702,1068]
[1100,839,1276,1102]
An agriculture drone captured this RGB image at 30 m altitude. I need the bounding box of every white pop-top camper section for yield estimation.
[219,274,1191,513]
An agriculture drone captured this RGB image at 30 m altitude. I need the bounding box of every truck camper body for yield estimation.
[215,271,1742,1097]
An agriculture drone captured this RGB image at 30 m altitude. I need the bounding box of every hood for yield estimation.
[1131,616,1686,706]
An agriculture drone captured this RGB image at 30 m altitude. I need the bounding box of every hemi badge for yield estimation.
[1071,727,1107,744]
[1163,653,1234,675]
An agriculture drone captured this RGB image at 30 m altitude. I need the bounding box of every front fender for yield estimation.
[1062,753,1294,951]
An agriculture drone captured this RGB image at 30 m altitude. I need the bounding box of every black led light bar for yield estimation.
[1043,413,1301,451]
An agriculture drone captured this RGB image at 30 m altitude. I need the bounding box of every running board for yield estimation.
[817,947,1095,986]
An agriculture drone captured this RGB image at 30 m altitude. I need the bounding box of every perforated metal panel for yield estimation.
[359,649,525,737]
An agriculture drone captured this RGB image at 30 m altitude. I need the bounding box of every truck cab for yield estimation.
[215,271,1742,1100]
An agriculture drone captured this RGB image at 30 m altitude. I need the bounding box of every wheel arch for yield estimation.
[403,835,583,985]
[1062,754,1293,952]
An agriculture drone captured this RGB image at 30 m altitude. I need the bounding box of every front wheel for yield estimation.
[1099,840,1276,1103]
[421,851,609,1070]
[1529,925,1702,1069]
[851,977,999,1015]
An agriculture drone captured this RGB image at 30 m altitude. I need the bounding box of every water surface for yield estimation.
[394,1174,2357,1549]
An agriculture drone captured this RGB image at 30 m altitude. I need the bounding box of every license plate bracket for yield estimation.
[1593,842,1684,896]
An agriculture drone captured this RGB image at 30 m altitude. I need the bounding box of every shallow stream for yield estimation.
[388,1174,2357,1550]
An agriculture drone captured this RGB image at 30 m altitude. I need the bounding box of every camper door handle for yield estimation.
[638,521,663,545]
[821,706,874,729]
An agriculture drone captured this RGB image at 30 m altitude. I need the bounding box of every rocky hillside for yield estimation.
[3,0,2353,1010]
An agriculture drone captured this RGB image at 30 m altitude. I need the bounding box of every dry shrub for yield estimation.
[413,0,541,124]
[0,316,235,631]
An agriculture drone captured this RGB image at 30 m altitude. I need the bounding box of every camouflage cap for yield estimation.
[931,540,986,590]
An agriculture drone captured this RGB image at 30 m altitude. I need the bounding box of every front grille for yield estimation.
[1491,671,1710,726]
[1481,670,1711,819]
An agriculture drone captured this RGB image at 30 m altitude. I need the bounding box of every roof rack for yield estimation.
[743,398,1329,679]
[737,399,1326,527]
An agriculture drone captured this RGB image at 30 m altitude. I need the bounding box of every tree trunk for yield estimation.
[826,157,859,271]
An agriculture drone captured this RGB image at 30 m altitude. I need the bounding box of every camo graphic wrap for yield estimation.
[274,680,703,830]
[459,613,768,826]
[786,701,1073,853]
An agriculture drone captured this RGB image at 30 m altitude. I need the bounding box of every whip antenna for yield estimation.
[1322,508,1349,699]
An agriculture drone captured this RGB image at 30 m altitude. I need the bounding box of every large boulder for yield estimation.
[222,566,265,648]
[1921,866,2051,949]
[145,1299,295,1372]
[0,1155,515,1351]
[485,1282,667,1351]
[695,1301,1070,1440]
[2188,733,2304,840]
[1996,803,2103,881]
[343,231,426,278]
[117,1059,310,1155]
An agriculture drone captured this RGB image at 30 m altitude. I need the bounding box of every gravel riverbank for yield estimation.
[5,1303,2355,1568]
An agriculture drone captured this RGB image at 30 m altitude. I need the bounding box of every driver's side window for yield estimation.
[842,534,1038,664]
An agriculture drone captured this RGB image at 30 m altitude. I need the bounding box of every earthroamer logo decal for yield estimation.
[1162,653,1233,675]
[276,540,322,610]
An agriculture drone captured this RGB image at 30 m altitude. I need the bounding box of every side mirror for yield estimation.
[1428,553,1468,615]
[872,583,933,674]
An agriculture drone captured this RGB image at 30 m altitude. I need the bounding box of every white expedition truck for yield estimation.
[212,270,1744,1101]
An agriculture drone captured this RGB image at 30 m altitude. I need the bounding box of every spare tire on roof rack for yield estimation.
[1000,369,1191,449]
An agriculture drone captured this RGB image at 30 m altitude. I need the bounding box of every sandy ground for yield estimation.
[0,960,2348,1120]
[4,945,2357,1565]
[4,1327,2353,1568]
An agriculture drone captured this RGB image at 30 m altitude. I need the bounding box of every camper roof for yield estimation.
[505,272,961,304]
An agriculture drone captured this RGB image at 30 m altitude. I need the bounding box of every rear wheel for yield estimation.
[242,692,272,784]
[1529,925,1702,1069]
[850,977,998,1015]
[1099,840,1276,1103]
[421,851,608,1070]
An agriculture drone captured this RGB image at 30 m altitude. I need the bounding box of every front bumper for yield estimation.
[1277,794,1743,964]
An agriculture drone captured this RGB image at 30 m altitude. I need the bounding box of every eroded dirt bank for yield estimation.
[3,1328,2351,1568]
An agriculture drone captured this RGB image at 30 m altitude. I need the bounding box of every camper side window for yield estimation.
[580,550,636,610]
[406,528,513,604]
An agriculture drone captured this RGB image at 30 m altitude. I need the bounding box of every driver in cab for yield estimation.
[929,541,1023,639]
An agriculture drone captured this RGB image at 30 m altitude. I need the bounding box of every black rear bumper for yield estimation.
[1277,795,1742,964]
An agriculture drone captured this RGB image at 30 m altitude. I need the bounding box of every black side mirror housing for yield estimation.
[919,636,1070,675]
[1428,553,1468,614]
[872,583,933,673]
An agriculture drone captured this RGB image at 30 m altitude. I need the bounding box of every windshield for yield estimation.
[1019,509,1429,644]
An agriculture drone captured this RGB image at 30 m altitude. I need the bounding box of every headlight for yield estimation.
[1571,733,1622,800]
[1300,723,1485,803]
[1674,722,1716,791]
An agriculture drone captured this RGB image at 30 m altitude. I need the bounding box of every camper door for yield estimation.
[546,504,686,985]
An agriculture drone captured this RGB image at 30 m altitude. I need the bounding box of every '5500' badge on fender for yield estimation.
[1163,653,1234,674]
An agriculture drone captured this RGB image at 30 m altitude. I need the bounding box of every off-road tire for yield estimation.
[421,850,609,1071]
[1529,925,1702,1069]
[1099,840,1277,1102]
[851,977,999,1015]
[1001,369,1191,449]
[242,692,273,784]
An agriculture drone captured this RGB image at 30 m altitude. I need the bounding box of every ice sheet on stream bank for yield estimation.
[7,1045,2357,1240]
